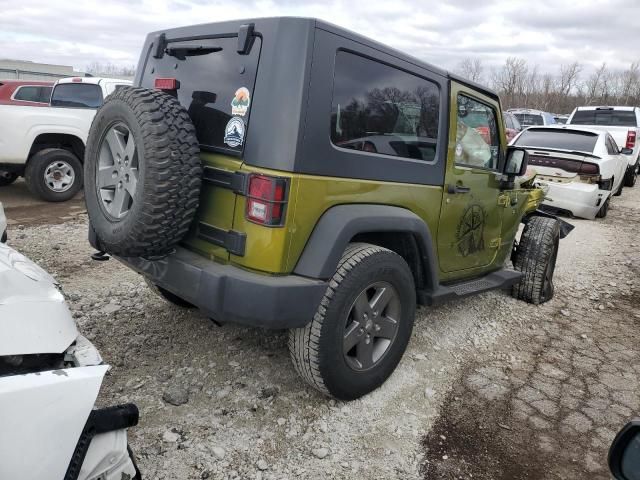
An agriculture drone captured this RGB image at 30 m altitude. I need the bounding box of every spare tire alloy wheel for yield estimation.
[97,122,138,220]
[84,87,202,257]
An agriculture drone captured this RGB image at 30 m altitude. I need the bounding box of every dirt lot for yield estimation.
[2,185,639,480]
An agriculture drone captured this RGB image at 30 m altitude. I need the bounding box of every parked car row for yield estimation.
[0,76,131,200]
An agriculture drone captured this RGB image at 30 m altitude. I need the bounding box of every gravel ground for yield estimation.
[3,185,639,480]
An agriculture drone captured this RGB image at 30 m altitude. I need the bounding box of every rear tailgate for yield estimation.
[137,31,262,262]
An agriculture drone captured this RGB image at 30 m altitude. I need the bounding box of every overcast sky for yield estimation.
[1,0,639,76]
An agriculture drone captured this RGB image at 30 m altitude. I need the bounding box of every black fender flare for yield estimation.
[293,204,440,290]
[523,210,574,239]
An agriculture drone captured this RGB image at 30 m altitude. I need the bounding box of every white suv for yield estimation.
[0,77,131,201]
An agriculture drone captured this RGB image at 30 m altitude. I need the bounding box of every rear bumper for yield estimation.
[539,181,609,220]
[116,247,328,329]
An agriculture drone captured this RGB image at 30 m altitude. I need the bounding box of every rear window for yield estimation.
[514,129,599,153]
[14,85,52,103]
[51,83,103,108]
[514,113,544,126]
[570,109,637,127]
[330,50,440,162]
[140,35,262,155]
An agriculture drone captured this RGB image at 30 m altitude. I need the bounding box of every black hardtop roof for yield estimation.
[150,16,499,101]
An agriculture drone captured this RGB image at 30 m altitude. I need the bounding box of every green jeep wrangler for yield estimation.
[84,17,572,400]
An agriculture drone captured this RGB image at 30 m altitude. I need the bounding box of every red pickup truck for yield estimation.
[0,80,53,107]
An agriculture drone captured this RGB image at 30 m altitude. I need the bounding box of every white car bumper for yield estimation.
[539,180,610,220]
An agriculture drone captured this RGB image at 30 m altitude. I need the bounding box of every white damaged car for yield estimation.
[0,204,140,480]
[511,126,629,219]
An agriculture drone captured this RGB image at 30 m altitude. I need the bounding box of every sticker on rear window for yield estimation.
[224,117,245,148]
[231,87,250,116]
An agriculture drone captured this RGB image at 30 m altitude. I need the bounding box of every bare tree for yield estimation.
[85,61,136,78]
[456,58,484,83]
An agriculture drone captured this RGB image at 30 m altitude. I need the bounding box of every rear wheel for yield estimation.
[596,196,610,218]
[512,216,561,305]
[624,164,638,187]
[24,148,83,202]
[288,243,416,400]
[613,177,624,196]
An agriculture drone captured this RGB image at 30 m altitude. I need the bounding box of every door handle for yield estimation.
[447,184,471,194]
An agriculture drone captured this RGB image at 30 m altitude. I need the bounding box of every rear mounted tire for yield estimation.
[84,87,202,258]
[511,216,561,305]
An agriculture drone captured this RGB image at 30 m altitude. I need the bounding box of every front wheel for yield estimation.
[512,216,561,305]
[24,148,83,202]
[288,243,416,400]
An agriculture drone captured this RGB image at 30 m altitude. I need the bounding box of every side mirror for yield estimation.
[504,147,529,177]
[609,419,640,480]
[620,147,634,155]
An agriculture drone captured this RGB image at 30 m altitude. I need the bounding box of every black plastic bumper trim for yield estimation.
[116,247,328,329]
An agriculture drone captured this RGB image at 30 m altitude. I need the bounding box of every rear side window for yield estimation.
[330,51,440,162]
[51,83,103,108]
[514,113,544,126]
[141,36,262,155]
[514,129,599,153]
[570,110,637,127]
[14,86,52,103]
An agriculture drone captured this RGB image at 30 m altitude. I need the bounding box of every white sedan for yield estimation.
[0,203,140,480]
[511,126,629,219]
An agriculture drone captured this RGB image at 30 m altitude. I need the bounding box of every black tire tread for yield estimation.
[85,87,201,257]
[512,217,560,305]
[288,243,399,397]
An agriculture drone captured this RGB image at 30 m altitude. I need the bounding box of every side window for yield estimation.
[455,94,500,170]
[606,135,619,154]
[331,51,440,162]
[13,86,45,102]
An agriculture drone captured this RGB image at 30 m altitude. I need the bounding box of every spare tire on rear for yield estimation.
[85,87,202,257]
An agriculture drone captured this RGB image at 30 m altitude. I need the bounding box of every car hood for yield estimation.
[0,242,78,355]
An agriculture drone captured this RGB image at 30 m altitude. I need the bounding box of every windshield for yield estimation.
[514,113,544,126]
[570,110,637,127]
[514,129,599,153]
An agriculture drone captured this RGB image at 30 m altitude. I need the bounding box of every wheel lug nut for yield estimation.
[374,324,380,332]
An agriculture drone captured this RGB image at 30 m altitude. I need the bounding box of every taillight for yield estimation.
[246,174,288,226]
[154,78,179,90]
[578,162,599,175]
[626,130,636,149]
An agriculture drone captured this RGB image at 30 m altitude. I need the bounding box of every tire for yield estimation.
[24,149,83,202]
[596,196,610,218]
[288,243,416,400]
[84,87,201,257]
[0,171,18,187]
[624,164,638,187]
[145,279,194,308]
[613,177,623,197]
[511,216,561,305]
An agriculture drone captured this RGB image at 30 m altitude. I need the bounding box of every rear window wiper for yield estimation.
[165,44,222,60]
